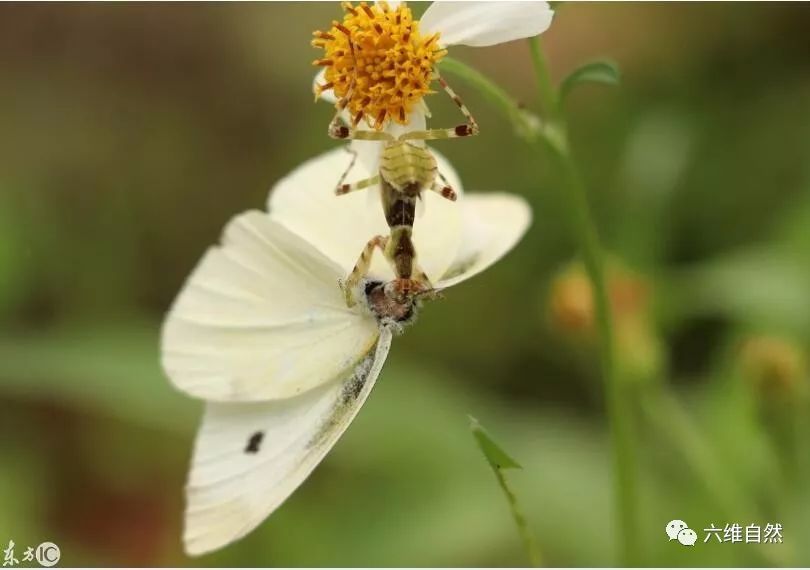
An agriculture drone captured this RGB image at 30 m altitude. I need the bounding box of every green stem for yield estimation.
[541,136,639,566]
[528,43,639,566]
[443,49,640,566]
[640,388,746,518]
[528,37,558,117]
[494,467,542,567]
[794,393,810,493]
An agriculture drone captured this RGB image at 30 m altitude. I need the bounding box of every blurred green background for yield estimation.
[1,2,810,566]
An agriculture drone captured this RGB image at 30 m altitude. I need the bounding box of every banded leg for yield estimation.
[327,84,394,140]
[328,84,385,140]
[330,124,396,142]
[336,174,381,196]
[428,171,457,201]
[323,25,358,138]
[324,75,355,139]
[328,83,393,140]
[398,73,480,142]
[342,235,388,307]
[333,147,359,193]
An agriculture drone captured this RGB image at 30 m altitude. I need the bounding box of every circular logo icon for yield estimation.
[35,542,60,567]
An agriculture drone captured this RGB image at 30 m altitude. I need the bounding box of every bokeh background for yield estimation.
[2,2,810,566]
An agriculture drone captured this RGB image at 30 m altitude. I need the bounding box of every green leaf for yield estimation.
[560,60,621,101]
[469,416,540,566]
[469,416,522,470]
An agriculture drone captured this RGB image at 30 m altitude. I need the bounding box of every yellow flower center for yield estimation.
[313,2,446,130]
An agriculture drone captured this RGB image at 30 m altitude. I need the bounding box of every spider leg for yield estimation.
[398,73,480,142]
[336,174,382,196]
[342,235,388,307]
[427,171,457,201]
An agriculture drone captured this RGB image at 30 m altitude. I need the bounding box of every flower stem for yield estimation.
[538,135,640,567]
[494,467,542,567]
[528,37,639,566]
[442,49,640,566]
[528,38,558,118]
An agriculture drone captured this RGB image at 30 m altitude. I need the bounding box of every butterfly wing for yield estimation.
[161,210,379,402]
[437,193,532,288]
[183,328,393,556]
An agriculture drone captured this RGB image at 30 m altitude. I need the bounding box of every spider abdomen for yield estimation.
[379,142,437,196]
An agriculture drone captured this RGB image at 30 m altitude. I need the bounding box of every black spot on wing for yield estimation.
[245,431,264,454]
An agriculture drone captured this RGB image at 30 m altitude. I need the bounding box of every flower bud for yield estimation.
[547,261,650,337]
[546,260,662,381]
[738,335,807,399]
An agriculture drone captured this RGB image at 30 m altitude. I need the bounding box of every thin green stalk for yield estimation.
[794,394,810,493]
[493,466,542,567]
[443,49,640,566]
[527,38,639,566]
[640,388,749,519]
[528,37,558,118]
[541,136,639,566]
[640,387,786,566]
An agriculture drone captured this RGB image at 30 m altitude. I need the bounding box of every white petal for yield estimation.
[347,139,382,176]
[437,192,531,288]
[267,146,464,284]
[420,1,553,48]
[313,69,337,104]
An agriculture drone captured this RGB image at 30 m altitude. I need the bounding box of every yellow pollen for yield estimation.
[312,2,447,130]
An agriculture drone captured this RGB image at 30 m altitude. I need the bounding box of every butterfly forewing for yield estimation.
[161,210,379,402]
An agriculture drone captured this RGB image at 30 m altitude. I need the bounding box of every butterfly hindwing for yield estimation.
[182,328,392,556]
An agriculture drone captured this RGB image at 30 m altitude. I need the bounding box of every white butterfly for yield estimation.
[161,146,531,556]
